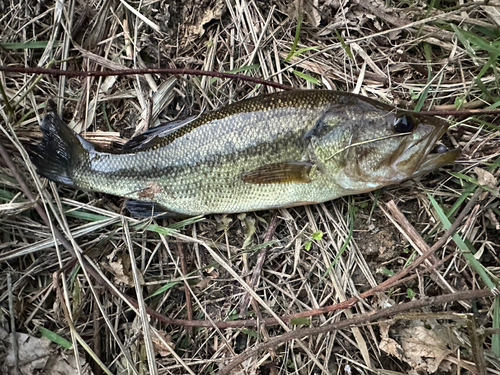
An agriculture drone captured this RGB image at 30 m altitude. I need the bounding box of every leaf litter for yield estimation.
[0,328,91,375]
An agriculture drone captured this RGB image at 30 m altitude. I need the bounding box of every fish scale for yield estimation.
[31,90,460,216]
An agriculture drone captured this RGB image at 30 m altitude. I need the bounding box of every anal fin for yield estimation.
[125,199,184,219]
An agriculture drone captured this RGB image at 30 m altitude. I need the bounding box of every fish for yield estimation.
[30,90,460,216]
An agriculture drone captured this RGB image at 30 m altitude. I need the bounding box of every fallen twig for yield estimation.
[239,213,279,316]
[2,65,499,117]
[0,65,294,91]
[176,239,194,338]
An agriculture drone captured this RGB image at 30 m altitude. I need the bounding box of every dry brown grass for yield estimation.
[1,1,500,374]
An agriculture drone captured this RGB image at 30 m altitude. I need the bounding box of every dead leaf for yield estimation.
[103,250,133,286]
[215,215,233,231]
[181,0,226,43]
[280,0,321,27]
[474,167,500,197]
[194,275,215,290]
[388,29,401,40]
[399,325,452,373]
[303,0,321,27]
[379,321,457,374]
[152,330,173,357]
[378,322,403,360]
[483,0,500,27]
[109,257,132,286]
[137,182,162,199]
[474,167,498,188]
[231,357,257,375]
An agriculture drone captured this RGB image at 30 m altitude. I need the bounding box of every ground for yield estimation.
[0,1,499,375]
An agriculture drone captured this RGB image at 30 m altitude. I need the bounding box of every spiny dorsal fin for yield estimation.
[122,116,197,151]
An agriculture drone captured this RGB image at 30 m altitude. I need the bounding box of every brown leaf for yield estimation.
[474,167,500,197]
[181,0,226,43]
[152,330,173,357]
[399,324,452,373]
[474,167,498,189]
[103,250,133,286]
[194,276,215,290]
[378,322,404,360]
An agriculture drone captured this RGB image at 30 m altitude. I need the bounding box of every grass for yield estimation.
[0,1,499,374]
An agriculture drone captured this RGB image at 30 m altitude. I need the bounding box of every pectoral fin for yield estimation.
[242,162,313,184]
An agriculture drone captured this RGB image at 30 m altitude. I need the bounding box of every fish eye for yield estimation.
[394,115,414,133]
[431,144,448,154]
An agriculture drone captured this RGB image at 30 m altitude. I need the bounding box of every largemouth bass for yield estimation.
[31,90,460,216]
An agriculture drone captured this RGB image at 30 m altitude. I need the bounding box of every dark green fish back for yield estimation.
[127,90,392,152]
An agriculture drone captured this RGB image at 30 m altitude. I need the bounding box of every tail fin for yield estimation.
[30,112,92,186]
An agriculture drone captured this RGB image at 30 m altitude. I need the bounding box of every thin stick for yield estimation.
[239,213,279,316]
[3,66,500,116]
[383,200,470,307]
[419,108,500,116]
[0,65,294,91]
[92,287,103,375]
[7,273,20,375]
[176,239,194,338]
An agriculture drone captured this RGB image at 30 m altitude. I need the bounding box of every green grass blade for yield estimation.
[39,327,73,349]
[447,154,500,217]
[290,317,311,326]
[285,13,303,62]
[451,25,500,55]
[449,172,499,197]
[292,70,320,85]
[293,46,319,56]
[446,183,476,218]
[334,30,353,59]
[0,188,16,201]
[0,41,58,49]
[427,193,497,289]
[147,281,179,299]
[65,210,109,222]
[414,43,432,112]
[64,208,203,236]
[493,296,500,356]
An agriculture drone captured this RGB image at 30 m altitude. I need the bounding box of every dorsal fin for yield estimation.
[122,116,197,151]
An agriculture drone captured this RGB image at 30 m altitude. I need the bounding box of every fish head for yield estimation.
[314,106,460,192]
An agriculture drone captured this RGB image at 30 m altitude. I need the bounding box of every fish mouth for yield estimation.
[414,146,461,176]
[393,116,461,178]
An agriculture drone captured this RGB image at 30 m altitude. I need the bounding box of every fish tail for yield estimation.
[30,112,91,186]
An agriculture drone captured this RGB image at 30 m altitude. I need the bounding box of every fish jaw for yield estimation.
[413,148,461,177]
[391,116,460,180]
